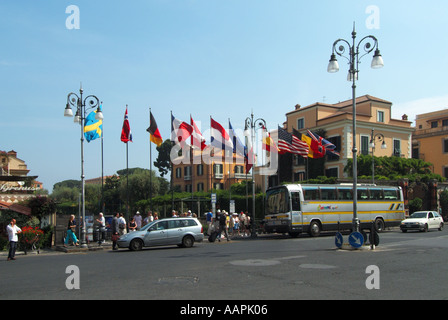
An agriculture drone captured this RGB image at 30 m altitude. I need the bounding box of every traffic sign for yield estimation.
[335,232,343,248]
[211,193,216,204]
[348,231,364,248]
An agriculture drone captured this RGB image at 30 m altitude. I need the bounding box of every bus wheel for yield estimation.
[374,218,385,232]
[308,221,321,237]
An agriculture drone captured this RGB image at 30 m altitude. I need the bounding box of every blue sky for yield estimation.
[2,0,448,192]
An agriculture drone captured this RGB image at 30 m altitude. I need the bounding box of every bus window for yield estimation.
[291,192,301,211]
[384,188,398,200]
[369,188,383,200]
[357,188,368,200]
[337,188,353,200]
[303,187,319,201]
[266,187,289,214]
[320,187,336,200]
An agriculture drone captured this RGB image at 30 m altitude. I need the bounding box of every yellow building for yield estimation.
[413,109,448,177]
[172,148,249,192]
[284,95,414,180]
[0,150,41,204]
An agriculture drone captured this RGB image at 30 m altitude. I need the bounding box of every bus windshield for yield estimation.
[266,187,289,214]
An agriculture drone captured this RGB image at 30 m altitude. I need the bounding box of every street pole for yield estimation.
[327,23,384,232]
[64,84,103,247]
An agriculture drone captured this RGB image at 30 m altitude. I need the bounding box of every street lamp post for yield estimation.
[245,112,266,238]
[370,129,387,184]
[327,23,384,232]
[64,85,103,247]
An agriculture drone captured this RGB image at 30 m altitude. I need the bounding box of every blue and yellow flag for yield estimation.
[84,105,103,143]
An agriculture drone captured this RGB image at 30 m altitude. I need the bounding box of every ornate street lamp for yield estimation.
[327,24,384,232]
[244,112,266,238]
[370,129,387,184]
[64,85,103,247]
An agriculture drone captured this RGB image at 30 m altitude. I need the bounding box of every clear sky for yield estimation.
[1,0,448,192]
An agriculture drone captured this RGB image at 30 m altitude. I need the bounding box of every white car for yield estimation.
[400,211,444,233]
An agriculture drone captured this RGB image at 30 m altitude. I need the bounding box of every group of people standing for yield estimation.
[110,211,159,250]
[206,210,252,242]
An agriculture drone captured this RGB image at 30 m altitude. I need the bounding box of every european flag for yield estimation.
[84,105,103,143]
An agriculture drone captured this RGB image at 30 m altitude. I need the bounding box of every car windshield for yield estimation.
[140,220,158,231]
[410,212,427,219]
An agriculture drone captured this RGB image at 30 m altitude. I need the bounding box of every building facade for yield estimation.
[284,95,414,180]
[413,109,448,178]
[172,148,249,193]
[0,150,41,204]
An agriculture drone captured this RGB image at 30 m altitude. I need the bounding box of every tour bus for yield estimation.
[264,184,405,237]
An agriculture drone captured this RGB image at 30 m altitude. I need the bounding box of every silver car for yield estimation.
[117,217,204,251]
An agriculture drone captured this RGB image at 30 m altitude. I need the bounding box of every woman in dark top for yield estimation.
[64,215,79,247]
[129,218,137,232]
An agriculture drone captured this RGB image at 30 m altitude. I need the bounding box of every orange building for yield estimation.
[284,95,414,180]
[413,109,448,177]
[172,148,249,192]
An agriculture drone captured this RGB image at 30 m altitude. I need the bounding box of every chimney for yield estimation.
[295,104,301,110]
[402,114,408,121]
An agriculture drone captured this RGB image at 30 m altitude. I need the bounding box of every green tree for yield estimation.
[154,139,172,177]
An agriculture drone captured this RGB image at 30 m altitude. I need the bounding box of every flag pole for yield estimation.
[149,107,153,212]
[101,102,104,214]
[126,105,129,223]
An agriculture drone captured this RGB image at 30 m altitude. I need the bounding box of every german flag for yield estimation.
[147,112,163,147]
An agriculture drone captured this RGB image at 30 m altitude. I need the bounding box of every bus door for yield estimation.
[290,191,302,227]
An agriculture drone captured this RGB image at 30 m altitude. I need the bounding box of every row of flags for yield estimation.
[84,106,339,171]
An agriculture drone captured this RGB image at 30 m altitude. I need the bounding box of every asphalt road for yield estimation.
[1,227,447,302]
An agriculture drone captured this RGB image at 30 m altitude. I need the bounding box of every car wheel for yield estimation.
[130,239,143,251]
[439,223,444,231]
[182,235,194,248]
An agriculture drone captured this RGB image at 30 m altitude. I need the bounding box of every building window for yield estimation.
[213,164,223,178]
[297,118,305,130]
[443,139,448,153]
[185,184,192,193]
[197,164,204,176]
[325,167,338,178]
[175,168,182,179]
[361,135,370,155]
[327,136,341,161]
[393,139,401,157]
[431,121,438,128]
[197,183,204,192]
[443,119,448,127]
[444,167,448,179]
[184,166,192,180]
[377,111,384,123]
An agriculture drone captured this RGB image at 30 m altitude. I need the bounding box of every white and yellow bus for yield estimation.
[264,184,405,237]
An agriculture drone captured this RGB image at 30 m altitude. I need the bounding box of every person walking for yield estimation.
[6,219,22,261]
[64,215,79,247]
[96,212,106,245]
[111,212,120,250]
[217,210,229,242]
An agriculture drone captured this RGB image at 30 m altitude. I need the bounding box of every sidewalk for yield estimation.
[0,241,113,258]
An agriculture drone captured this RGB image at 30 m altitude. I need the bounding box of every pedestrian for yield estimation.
[129,217,137,232]
[118,213,127,235]
[96,212,106,245]
[134,211,142,230]
[111,212,120,250]
[6,219,22,261]
[233,213,240,236]
[206,210,213,235]
[143,211,153,226]
[64,214,79,247]
[153,212,159,220]
[217,210,229,242]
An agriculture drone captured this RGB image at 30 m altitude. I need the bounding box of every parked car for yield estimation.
[117,217,204,251]
[400,211,444,233]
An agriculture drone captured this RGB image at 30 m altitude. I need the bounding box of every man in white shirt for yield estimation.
[6,219,22,261]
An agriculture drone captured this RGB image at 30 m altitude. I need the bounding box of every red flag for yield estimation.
[121,106,132,143]
[191,116,207,150]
